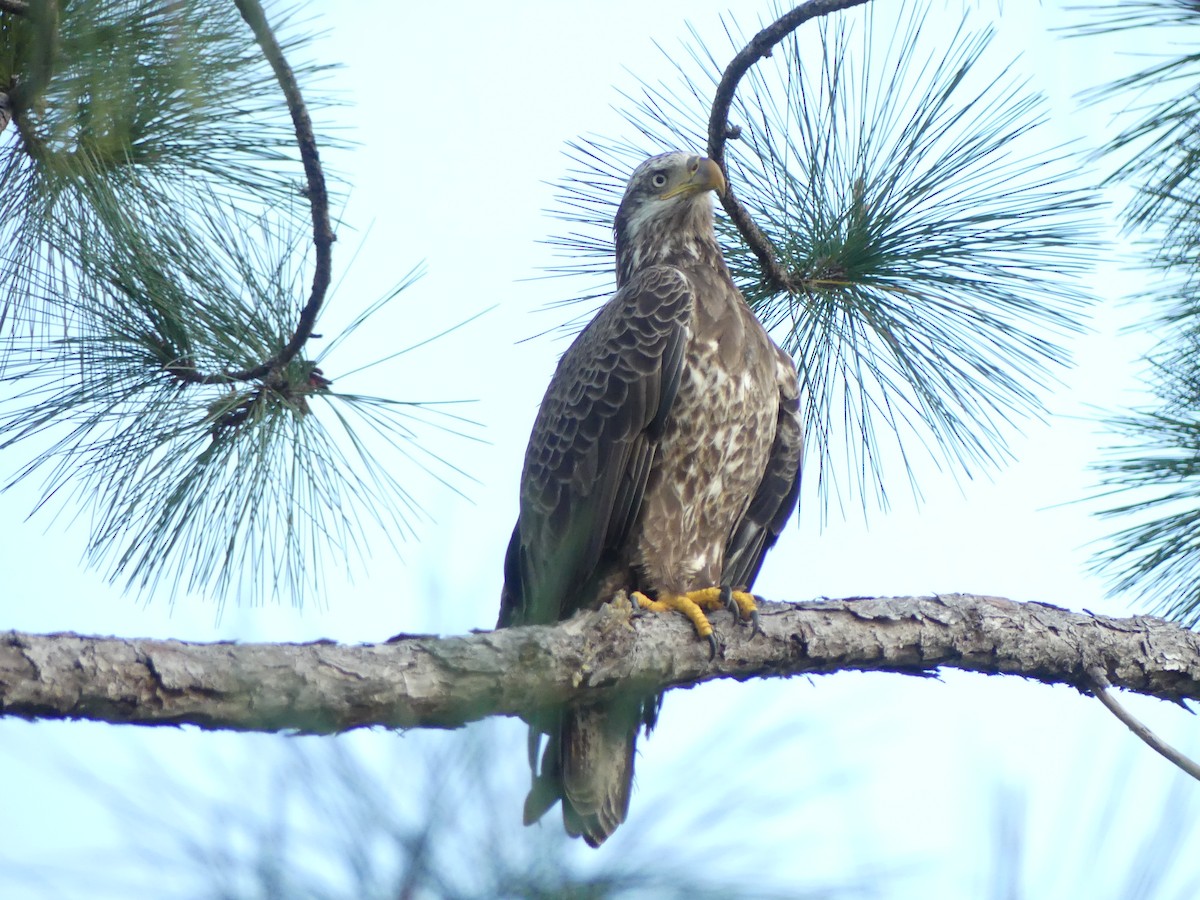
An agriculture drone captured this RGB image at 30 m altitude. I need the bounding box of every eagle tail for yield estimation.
[523,702,641,848]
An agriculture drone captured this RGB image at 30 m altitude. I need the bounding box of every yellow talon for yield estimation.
[632,590,714,639]
[632,587,763,655]
[656,586,758,619]
[683,587,723,610]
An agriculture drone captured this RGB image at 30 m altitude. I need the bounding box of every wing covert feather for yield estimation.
[500,266,692,626]
[722,348,804,591]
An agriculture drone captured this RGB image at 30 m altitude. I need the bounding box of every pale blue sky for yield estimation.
[2,1,1197,896]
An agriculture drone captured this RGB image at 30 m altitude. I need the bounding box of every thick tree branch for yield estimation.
[1,594,1198,734]
[707,0,871,294]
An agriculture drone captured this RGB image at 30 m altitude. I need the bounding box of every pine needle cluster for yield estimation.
[0,1,474,608]
[1085,1,1200,624]
[546,2,1100,518]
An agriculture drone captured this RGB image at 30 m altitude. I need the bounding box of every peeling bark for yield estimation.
[1,594,1197,734]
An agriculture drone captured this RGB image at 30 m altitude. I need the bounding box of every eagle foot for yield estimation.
[716,586,764,637]
[631,589,721,658]
[632,586,766,657]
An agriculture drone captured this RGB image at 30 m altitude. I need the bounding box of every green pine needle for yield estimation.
[546,2,1100,518]
[1081,2,1200,624]
[1091,400,1200,627]
[0,0,336,340]
[0,1,479,609]
[0,268,483,610]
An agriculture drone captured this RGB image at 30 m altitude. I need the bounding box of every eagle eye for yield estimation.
[650,172,668,189]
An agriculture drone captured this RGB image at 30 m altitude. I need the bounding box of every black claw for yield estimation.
[720,585,736,618]
[706,632,719,660]
[749,608,762,638]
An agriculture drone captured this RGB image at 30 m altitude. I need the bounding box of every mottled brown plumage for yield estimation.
[499,151,803,846]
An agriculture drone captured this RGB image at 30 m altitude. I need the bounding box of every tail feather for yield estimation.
[561,704,636,847]
[523,702,640,847]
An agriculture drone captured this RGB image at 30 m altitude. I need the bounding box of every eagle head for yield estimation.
[614,152,726,285]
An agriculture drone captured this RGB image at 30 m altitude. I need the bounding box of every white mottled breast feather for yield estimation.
[634,279,779,594]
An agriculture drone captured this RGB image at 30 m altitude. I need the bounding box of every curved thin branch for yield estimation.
[173,0,334,387]
[706,0,871,294]
[4,0,57,154]
[2,0,331,386]
[2,594,1199,734]
[1087,665,1200,782]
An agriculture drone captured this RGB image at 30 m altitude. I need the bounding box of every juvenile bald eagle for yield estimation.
[499,151,803,847]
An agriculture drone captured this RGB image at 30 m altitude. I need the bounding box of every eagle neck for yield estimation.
[614,201,726,288]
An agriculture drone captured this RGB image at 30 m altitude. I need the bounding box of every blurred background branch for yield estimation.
[1083,2,1200,628]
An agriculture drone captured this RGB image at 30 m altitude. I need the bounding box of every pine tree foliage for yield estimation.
[1084,1,1200,625]
[0,0,314,333]
[0,0,475,608]
[8,0,1198,623]
[547,2,1101,518]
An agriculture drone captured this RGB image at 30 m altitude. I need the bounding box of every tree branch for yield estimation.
[2,594,1198,734]
[1087,665,1200,782]
[706,0,872,294]
[171,0,334,387]
[4,0,57,156]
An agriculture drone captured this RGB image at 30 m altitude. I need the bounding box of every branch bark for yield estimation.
[173,0,334,387]
[2,594,1198,734]
[707,0,872,294]
[1087,665,1200,781]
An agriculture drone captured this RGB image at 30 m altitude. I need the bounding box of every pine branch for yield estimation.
[0,3,474,607]
[3,594,1198,734]
[1080,3,1200,626]
[1,0,335,386]
[1087,665,1200,783]
[706,0,873,293]
[146,0,332,387]
[547,3,1099,516]
[195,0,333,386]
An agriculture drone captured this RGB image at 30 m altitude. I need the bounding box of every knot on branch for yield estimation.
[205,362,333,441]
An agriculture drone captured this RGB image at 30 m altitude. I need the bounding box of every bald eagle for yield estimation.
[499,151,803,846]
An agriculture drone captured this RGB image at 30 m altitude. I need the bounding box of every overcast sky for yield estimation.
[2,1,1198,896]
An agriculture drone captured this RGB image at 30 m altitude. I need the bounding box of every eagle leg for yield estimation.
[632,590,720,659]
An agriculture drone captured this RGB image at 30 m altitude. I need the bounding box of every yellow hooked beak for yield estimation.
[661,156,726,200]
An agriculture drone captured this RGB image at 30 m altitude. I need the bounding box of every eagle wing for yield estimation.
[499,265,692,628]
[722,345,803,591]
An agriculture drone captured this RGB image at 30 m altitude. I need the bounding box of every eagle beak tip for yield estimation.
[701,157,726,198]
